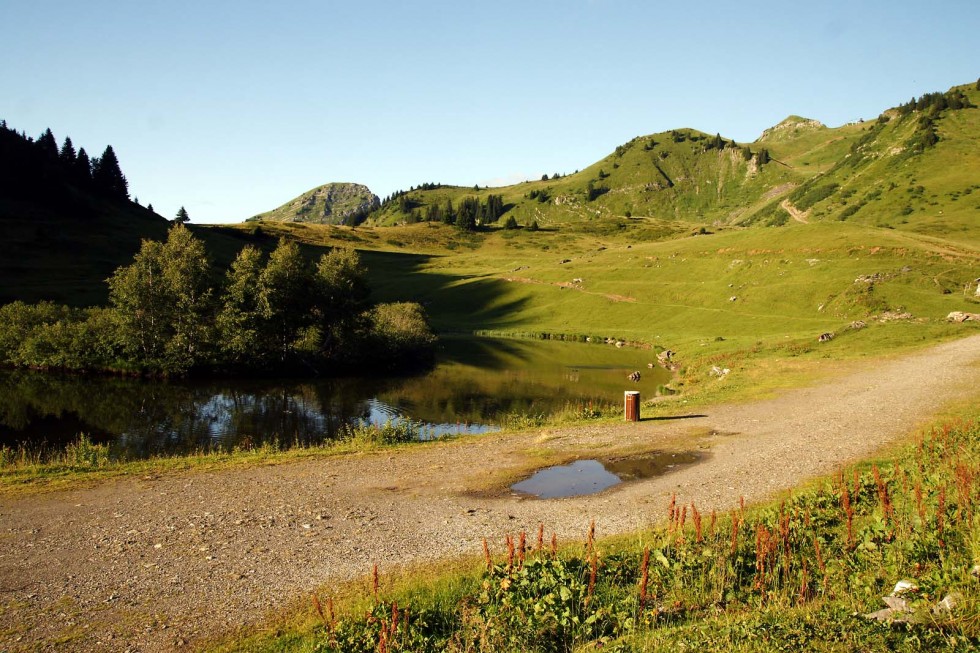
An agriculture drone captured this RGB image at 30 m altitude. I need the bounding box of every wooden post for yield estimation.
[624,391,640,422]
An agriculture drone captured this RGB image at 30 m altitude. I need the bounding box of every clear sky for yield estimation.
[2,0,978,223]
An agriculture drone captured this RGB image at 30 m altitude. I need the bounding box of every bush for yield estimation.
[364,302,437,367]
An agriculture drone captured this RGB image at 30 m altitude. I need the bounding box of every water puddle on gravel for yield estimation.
[510,451,702,499]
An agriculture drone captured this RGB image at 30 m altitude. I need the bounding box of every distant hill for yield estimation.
[250,182,380,225]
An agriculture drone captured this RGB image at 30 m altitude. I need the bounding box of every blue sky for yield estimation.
[2,0,978,223]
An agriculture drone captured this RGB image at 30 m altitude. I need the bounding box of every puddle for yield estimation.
[511,451,702,499]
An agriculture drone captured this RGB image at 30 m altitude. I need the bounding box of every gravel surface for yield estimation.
[2,334,979,651]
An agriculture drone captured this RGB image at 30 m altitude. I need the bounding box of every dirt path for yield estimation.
[3,334,980,651]
[781,198,810,223]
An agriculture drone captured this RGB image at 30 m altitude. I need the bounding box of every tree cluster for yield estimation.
[895,89,973,116]
[0,226,436,376]
[0,121,129,203]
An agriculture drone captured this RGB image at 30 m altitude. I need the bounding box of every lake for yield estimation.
[0,336,669,459]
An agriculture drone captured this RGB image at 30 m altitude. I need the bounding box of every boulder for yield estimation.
[947,311,980,323]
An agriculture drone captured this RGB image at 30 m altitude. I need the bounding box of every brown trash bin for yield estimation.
[624,391,640,422]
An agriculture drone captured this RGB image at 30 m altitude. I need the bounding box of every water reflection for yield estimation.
[0,336,670,459]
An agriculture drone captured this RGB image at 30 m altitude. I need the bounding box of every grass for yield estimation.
[0,421,442,496]
[208,414,980,652]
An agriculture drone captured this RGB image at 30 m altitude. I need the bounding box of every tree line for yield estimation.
[0,120,130,204]
[0,226,436,376]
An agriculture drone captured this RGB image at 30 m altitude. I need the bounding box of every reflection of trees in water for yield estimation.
[0,338,669,459]
[0,371,385,458]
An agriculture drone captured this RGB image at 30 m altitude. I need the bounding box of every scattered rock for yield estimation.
[709,366,730,377]
[932,592,962,616]
[657,350,675,365]
[572,278,583,284]
[855,273,884,284]
[627,371,641,382]
[559,259,571,264]
[848,320,867,330]
[729,296,738,302]
[947,311,980,323]
[877,311,913,322]
[864,580,918,623]
[818,333,835,343]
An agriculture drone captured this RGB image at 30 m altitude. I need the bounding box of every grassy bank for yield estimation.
[214,415,980,652]
[0,400,625,497]
[0,421,444,496]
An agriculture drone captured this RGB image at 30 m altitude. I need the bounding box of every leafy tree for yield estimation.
[217,245,265,365]
[107,225,213,372]
[92,144,128,198]
[258,239,315,363]
[541,174,549,181]
[174,206,190,224]
[314,247,369,357]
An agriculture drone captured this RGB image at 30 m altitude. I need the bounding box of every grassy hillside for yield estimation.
[346,83,978,249]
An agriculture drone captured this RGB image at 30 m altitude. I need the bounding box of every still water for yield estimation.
[0,336,669,459]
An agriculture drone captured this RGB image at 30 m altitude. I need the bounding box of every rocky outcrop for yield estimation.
[757,116,826,142]
[252,183,380,225]
[947,311,980,322]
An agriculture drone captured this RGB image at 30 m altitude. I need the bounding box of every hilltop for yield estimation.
[249,182,380,225]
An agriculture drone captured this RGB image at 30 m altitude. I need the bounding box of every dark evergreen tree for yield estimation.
[75,147,92,181]
[59,137,77,165]
[91,145,128,199]
[37,128,58,159]
[174,206,190,224]
[757,148,771,165]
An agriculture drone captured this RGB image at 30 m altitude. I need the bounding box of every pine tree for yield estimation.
[92,145,129,199]
[174,206,190,224]
[75,148,92,181]
[59,137,77,165]
[37,128,58,159]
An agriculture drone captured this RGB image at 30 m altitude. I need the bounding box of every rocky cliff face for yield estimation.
[254,183,380,225]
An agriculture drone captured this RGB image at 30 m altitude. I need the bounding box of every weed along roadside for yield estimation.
[2,334,979,652]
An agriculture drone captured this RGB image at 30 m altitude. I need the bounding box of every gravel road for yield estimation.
[2,333,979,651]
